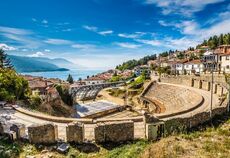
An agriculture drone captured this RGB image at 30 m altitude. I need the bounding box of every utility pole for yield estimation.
[210,68,214,124]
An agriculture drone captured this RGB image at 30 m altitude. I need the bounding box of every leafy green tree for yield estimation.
[177,52,185,59]
[55,85,73,106]
[0,49,13,69]
[223,33,230,45]
[116,54,157,71]
[0,69,30,102]
[67,74,74,84]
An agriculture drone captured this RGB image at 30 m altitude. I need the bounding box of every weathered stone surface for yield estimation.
[28,123,58,144]
[193,80,202,89]
[94,121,134,143]
[66,122,84,143]
[0,121,5,134]
[10,123,26,139]
[217,85,224,96]
[201,81,210,91]
[146,122,164,140]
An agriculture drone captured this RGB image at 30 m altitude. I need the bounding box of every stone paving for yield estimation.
[74,100,120,117]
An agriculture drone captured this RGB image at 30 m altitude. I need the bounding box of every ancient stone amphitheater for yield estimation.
[0,74,229,145]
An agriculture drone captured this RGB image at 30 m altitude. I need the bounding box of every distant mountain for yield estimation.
[9,55,69,72]
[28,57,85,69]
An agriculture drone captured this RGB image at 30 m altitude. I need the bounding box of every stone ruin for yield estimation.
[28,123,58,144]
[66,122,84,143]
[94,121,134,143]
[10,123,26,139]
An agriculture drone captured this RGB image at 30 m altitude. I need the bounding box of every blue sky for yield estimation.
[0,0,230,69]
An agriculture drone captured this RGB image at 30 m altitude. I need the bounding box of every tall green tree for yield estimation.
[0,49,13,69]
[218,34,224,46]
[67,74,74,84]
[0,69,30,102]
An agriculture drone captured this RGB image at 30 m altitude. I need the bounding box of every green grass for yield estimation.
[0,138,149,158]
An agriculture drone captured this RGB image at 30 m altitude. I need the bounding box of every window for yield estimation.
[226,56,229,60]
[227,65,230,69]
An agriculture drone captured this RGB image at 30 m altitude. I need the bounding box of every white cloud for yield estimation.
[42,19,48,24]
[164,37,200,50]
[44,38,73,45]
[98,30,113,35]
[62,28,72,32]
[0,43,17,51]
[135,39,162,46]
[0,26,32,35]
[145,0,226,17]
[115,42,141,49]
[57,22,70,25]
[28,51,44,57]
[32,18,37,22]
[21,48,28,52]
[72,44,95,49]
[83,25,113,36]
[83,25,98,32]
[44,49,50,52]
[118,33,140,39]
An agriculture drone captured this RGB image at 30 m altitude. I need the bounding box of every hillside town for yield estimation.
[0,0,230,156]
[20,44,230,100]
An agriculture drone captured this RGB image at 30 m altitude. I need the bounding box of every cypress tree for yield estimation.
[67,74,74,84]
[0,48,13,69]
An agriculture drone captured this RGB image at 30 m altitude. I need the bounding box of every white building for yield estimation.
[202,50,220,72]
[184,60,204,74]
[84,77,106,85]
[175,59,188,75]
[220,53,230,73]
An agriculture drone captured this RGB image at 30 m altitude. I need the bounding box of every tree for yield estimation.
[0,69,30,102]
[177,52,185,59]
[66,74,74,84]
[0,49,13,69]
[218,34,224,46]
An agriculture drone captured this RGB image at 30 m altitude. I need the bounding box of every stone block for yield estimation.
[0,121,4,135]
[194,80,201,89]
[10,123,26,139]
[95,121,134,143]
[28,123,58,144]
[66,122,84,143]
[217,85,223,96]
[146,122,164,140]
[201,81,210,91]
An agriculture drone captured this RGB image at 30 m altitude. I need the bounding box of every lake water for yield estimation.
[21,69,104,80]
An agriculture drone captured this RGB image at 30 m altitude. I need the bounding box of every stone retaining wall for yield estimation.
[164,105,228,135]
[66,122,84,143]
[94,121,134,143]
[28,123,58,144]
[161,75,228,96]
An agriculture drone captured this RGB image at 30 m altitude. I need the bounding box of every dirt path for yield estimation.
[97,88,125,105]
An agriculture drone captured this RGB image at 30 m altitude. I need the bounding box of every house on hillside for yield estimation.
[220,53,230,73]
[184,60,204,74]
[216,45,230,54]
[29,80,53,96]
[202,50,220,72]
[175,59,188,75]
[84,77,106,85]
[134,65,151,76]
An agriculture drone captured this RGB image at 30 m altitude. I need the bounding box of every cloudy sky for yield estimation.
[0,0,230,69]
